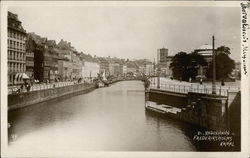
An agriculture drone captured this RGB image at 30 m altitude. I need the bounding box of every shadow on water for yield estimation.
[144,109,201,151]
[145,109,240,151]
[8,92,90,143]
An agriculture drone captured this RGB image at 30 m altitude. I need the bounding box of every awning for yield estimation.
[14,73,30,80]
[22,73,30,79]
[15,73,21,79]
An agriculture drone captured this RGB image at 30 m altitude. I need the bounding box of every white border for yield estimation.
[1,1,249,158]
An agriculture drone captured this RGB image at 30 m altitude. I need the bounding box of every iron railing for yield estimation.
[149,83,240,96]
[8,82,86,94]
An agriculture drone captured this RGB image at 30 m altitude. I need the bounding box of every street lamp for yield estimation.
[157,67,160,89]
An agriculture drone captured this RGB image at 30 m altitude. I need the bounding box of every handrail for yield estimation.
[149,83,240,96]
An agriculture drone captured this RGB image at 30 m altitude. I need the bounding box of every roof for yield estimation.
[8,12,20,22]
[46,40,57,47]
[28,33,46,45]
[126,61,138,68]
[57,39,72,50]
[197,44,213,50]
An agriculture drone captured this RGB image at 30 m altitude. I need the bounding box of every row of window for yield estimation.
[8,39,26,51]
[8,30,26,40]
[26,61,34,67]
[8,50,25,61]
[8,63,26,73]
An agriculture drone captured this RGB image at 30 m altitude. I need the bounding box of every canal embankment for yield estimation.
[8,78,143,111]
[8,83,96,111]
[145,88,240,131]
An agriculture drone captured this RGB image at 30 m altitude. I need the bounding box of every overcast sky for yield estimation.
[9,5,240,61]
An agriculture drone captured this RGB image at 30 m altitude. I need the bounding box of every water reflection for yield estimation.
[8,81,197,151]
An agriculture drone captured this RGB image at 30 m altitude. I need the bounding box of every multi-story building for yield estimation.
[81,59,100,80]
[193,44,213,79]
[45,40,59,82]
[98,57,110,76]
[126,61,138,75]
[119,64,127,77]
[157,47,168,64]
[57,39,82,81]
[145,62,154,76]
[7,11,27,85]
[157,56,173,77]
[26,33,35,81]
[156,47,173,77]
[71,52,82,80]
[27,33,59,83]
[114,62,120,77]
[108,62,115,76]
[194,44,213,63]
[58,59,72,81]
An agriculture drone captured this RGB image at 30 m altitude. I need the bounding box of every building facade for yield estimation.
[26,33,60,83]
[119,64,127,77]
[58,59,72,81]
[114,62,120,77]
[8,11,27,85]
[157,48,168,64]
[81,60,100,80]
[26,33,35,81]
[145,63,154,76]
[194,44,213,63]
[98,58,110,77]
[156,47,173,77]
[57,39,82,81]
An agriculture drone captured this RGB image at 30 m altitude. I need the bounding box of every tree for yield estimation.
[206,46,235,81]
[170,52,190,81]
[170,52,207,81]
[216,46,231,55]
[188,52,207,80]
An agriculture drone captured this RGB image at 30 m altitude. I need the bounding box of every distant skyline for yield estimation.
[8,4,241,61]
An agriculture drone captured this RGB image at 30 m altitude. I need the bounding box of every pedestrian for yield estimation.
[27,84,31,92]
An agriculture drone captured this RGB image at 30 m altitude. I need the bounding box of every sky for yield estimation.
[8,5,241,62]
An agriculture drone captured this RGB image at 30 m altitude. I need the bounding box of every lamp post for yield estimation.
[157,68,160,89]
[212,36,216,94]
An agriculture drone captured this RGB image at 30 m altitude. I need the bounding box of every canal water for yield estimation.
[8,81,198,151]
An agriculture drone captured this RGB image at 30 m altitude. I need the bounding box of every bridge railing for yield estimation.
[149,83,240,96]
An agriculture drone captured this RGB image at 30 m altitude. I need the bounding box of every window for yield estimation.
[10,51,12,59]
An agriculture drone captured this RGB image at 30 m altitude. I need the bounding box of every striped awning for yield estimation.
[15,73,30,79]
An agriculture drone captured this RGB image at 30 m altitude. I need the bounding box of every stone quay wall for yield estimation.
[146,89,231,130]
[8,83,96,111]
